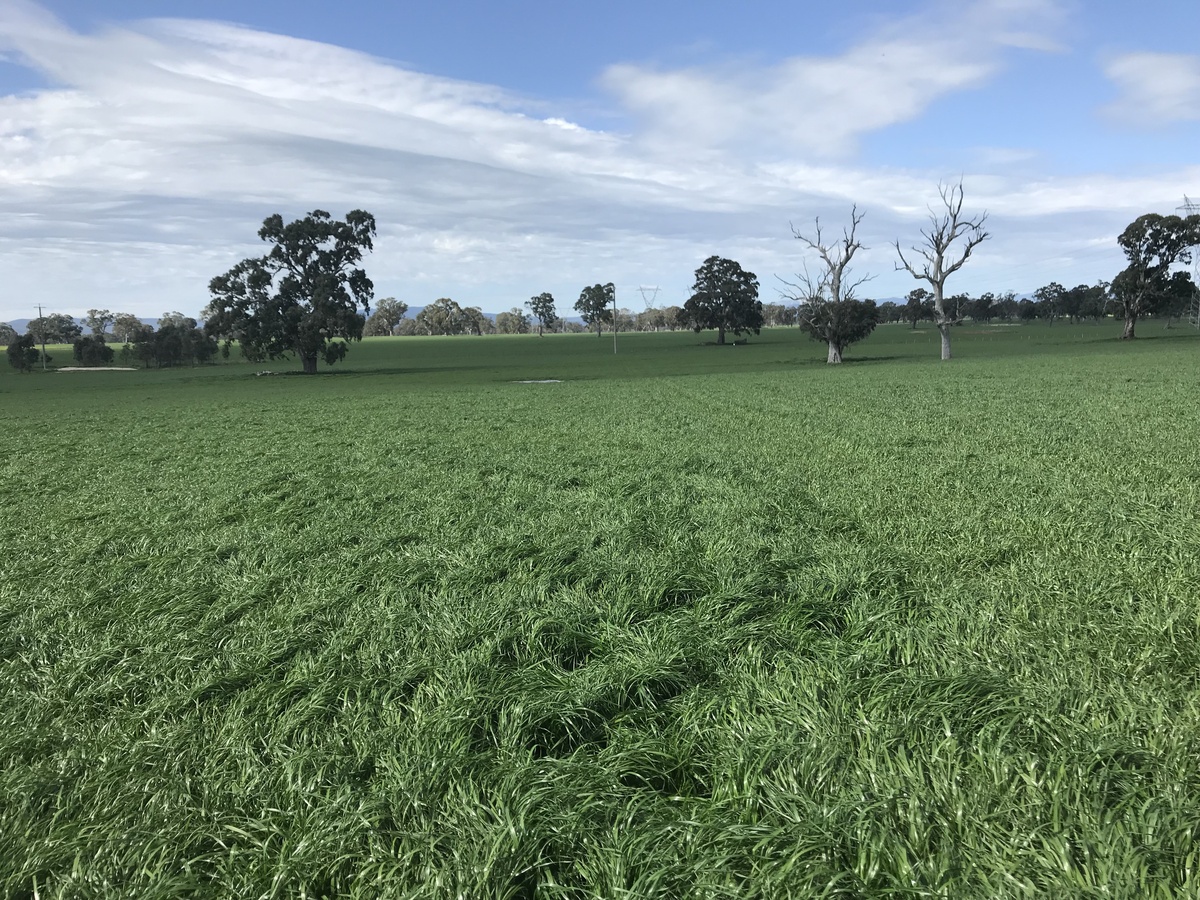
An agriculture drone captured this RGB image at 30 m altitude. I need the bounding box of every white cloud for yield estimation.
[0,13,630,197]
[601,0,1067,157]
[0,0,1189,321]
[1103,52,1200,125]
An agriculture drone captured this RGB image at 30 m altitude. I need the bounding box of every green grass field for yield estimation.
[3,323,1200,898]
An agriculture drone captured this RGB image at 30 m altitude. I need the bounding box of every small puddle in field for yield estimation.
[513,379,563,383]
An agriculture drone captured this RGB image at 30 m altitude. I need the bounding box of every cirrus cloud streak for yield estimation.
[0,0,1191,320]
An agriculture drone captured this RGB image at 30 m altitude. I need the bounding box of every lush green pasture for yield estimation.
[3,324,1200,898]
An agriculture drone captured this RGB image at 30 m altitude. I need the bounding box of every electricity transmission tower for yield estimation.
[636,285,661,331]
[637,285,660,309]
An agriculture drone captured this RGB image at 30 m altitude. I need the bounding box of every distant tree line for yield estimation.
[871,283,1114,329]
[4,308,217,371]
[119,312,219,368]
[7,200,1198,374]
[5,269,1191,374]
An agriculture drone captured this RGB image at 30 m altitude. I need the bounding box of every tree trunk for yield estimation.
[597,322,603,338]
[1121,314,1137,340]
[538,325,543,337]
[827,341,842,364]
[910,319,918,330]
[300,352,319,374]
[938,322,952,360]
[717,326,726,345]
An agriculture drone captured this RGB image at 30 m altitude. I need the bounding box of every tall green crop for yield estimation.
[2,324,1199,897]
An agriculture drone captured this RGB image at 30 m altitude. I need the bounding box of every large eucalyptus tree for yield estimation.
[206,209,376,374]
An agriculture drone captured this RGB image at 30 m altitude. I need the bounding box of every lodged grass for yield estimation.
[1,323,1200,897]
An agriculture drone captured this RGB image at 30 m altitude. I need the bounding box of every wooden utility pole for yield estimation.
[36,304,46,371]
[612,290,618,354]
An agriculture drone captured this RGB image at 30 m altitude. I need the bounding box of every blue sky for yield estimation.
[0,0,1198,320]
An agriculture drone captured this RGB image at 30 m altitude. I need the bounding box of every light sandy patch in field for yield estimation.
[56,367,138,372]
[514,379,563,383]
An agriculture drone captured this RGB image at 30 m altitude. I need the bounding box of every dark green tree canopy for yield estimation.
[904,288,934,329]
[1033,282,1066,324]
[797,298,879,364]
[526,292,557,335]
[206,209,376,373]
[1058,284,1107,323]
[28,313,82,344]
[678,256,762,345]
[124,321,217,368]
[1156,270,1197,321]
[785,208,874,363]
[0,323,16,345]
[969,292,995,323]
[876,301,901,323]
[73,335,115,367]
[574,283,615,336]
[1111,213,1200,339]
[7,333,41,372]
[141,314,209,367]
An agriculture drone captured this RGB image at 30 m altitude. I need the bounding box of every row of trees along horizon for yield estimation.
[7,185,1200,372]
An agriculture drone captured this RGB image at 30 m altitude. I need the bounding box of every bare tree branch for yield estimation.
[780,206,882,364]
[892,180,989,360]
[786,205,874,306]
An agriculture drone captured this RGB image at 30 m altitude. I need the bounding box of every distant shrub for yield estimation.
[73,335,116,367]
[7,334,41,372]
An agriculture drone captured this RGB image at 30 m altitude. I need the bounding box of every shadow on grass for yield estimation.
[1122,330,1200,344]
[244,363,501,379]
[837,355,902,364]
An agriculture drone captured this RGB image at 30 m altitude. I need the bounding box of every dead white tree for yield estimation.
[782,206,875,363]
[894,181,989,361]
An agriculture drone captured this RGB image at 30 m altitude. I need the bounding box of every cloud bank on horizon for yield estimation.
[0,0,1197,321]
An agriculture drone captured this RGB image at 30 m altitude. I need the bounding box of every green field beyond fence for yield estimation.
[2,324,1200,897]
